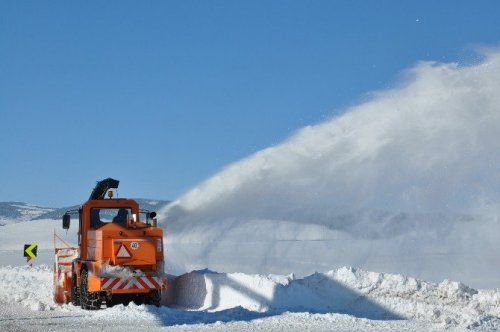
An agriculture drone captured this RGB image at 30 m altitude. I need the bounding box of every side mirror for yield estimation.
[63,214,70,229]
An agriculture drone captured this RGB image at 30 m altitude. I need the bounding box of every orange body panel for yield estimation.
[53,247,79,304]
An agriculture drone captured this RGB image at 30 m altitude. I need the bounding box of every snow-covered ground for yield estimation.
[1,263,500,331]
[1,217,500,331]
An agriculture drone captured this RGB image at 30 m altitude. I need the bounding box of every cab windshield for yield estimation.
[90,207,132,228]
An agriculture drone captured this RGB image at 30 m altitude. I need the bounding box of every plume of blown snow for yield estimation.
[165,50,500,227]
[160,49,500,287]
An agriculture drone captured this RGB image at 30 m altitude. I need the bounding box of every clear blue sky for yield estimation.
[1,1,500,207]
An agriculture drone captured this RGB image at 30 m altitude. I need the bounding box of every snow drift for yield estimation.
[3,265,500,329]
[161,49,500,288]
[170,266,500,328]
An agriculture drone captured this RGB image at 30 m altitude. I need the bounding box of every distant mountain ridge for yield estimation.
[0,199,170,226]
[0,202,55,225]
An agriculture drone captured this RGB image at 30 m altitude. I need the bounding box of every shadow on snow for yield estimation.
[144,269,403,327]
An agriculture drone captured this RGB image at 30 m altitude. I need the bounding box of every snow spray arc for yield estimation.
[161,49,500,287]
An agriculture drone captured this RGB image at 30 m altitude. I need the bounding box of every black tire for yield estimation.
[145,290,161,307]
[106,296,115,308]
[71,272,80,306]
[106,294,132,307]
[80,269,101,310]
[132,294,146,306]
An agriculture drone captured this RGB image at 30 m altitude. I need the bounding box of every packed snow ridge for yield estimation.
[2,265,500,329]
[172,267,500,328]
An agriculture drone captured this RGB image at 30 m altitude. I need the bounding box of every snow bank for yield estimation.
[2,264,500,328]
[170,267,500,328]
[0,265,57,311]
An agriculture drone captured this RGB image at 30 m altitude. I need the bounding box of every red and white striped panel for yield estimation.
[101,276,165,290]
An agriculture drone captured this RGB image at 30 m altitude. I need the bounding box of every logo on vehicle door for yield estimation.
[130,241,139,250]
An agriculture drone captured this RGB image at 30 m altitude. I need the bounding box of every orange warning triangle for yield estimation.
[116,245,132,258]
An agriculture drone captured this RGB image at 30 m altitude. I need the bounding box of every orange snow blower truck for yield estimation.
[53,178,167,309]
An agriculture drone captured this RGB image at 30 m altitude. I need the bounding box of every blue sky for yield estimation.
[1,1,500,207]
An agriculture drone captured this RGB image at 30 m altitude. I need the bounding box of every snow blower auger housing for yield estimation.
[53,178,167,309]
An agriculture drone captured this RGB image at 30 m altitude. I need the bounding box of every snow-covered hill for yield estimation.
[0,199,170,226]
[0,202,55,226]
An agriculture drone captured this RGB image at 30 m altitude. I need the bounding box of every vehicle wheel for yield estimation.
[132,294,145,306]
[106,294,124,307]
[146,290,161,307]
[71,272,80,306]
[106,295,116,308]
[80,270,101,310]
